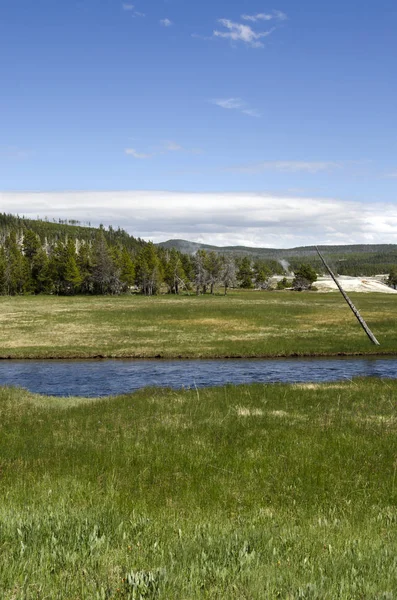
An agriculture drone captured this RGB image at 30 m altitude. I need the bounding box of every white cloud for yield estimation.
[241,108,262,118]
[241,13,274,22]
[125,141,201,158]
[163,141,183,151]
[212,98,244,110]
[122,4,145,17]
[385,172,397,178]
[1,190,396,248]
[273,10,288,20]
[211,98,261,117]
[160,18,173,27]
[229,161,341,174]
[241,10,287,22]
[125,148,152,159]
[214,19,274,48]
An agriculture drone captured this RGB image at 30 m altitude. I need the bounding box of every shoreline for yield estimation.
[1,350,397,361]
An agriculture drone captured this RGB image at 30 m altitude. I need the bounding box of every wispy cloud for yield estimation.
[241,108,262,118]
[214,19,274,48]
[160,18,173,27]
[212,98,244,110]
[241,10,287,22]
[159,140,202,154]
[385,171,397,178]
[163,141,183,151]
[125,141,201,158]
[228,160,341,174]
[211,98,261,118]
[125,148,152,159]
[241,13,273,22]
[122,3,145,17]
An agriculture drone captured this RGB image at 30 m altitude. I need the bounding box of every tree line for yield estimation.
[1,214,396,296]
[0,227,287,296]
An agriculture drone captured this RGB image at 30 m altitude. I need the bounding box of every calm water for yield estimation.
[0,357,397,397]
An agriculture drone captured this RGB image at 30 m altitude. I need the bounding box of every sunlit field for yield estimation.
[0,291,396,359]
[1,379,397,598]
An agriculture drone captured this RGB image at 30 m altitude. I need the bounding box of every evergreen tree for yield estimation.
[23,229,41,261]
[91,233,121,295]
[48,239,81,295]
[136,243,163,295]
[387,267,397,289]
[237,256,253,289]
[292,264,318,291]
[3,234,29,295]
[163,249,185,294]
[77,242,94,293]
[31,248,51,294]
[253,259,271,289]
[63,239,82,294]
[119,248,136,291]
[0,247,6,294]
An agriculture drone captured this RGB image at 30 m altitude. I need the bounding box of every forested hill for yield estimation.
[0,213,144,252]
[1,213,396,297]
[158,239,397,276]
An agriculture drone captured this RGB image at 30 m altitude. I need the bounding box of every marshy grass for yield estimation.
[1,379,397,598]
[0,291,396,358]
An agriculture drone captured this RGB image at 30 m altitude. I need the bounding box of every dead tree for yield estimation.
[316,247,380,346]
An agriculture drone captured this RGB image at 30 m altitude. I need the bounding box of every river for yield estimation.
[0,356,397,397]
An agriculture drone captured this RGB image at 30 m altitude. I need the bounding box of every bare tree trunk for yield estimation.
[316,247,380,346]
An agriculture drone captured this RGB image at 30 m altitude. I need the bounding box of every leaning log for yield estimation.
[315,247,380,346]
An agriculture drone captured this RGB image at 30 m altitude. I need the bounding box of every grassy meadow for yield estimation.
[0,291,396,359]
[1,379,397,598]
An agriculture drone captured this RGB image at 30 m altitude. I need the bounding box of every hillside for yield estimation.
[158,239,397,276]
[0,213,144,252]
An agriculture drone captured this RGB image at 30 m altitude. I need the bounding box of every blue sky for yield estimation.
[1,0,397,246]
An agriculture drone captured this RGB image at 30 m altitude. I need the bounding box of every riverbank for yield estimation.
[1,379,396,598]
[0,292,396,359]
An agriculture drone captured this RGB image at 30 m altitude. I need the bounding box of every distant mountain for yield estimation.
[157,239,397,277]
[157,238,397,258]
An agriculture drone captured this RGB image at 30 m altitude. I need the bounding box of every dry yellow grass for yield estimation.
[0,291,396,358]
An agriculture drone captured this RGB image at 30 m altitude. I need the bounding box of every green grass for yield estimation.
[1,379,397,598]
[0,291,396,358]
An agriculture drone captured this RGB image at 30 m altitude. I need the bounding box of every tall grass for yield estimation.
[0,291,396,358]
[1,379,397,598]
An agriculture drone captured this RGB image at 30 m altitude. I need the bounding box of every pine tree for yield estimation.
[237,257,253,289]
[31,248,51,294]
[136,243,163,295]
[63,239,82,294]
[119,248,136,290]
[3,234,29,295]
[0,247,6,294]
[253,259,271,289]
[162,249,185,294]
[92,233,121,294]
[77,242,94,293]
